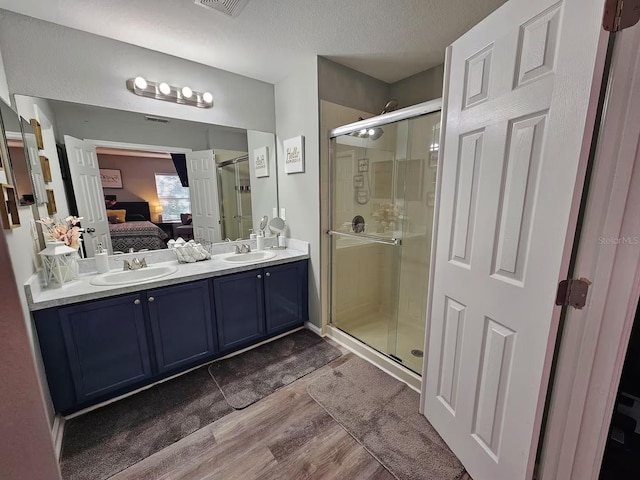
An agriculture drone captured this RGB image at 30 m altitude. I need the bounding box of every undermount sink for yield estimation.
[90,265,179,286]
[222,251,277,264]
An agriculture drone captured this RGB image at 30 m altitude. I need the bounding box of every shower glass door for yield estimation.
[218,157,253,240]
[329,109,440,374]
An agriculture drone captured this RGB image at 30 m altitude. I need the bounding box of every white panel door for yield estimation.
[186,150,221,243]
[64,135,111,256]
[24,133,46,204]
[422,1,605,479]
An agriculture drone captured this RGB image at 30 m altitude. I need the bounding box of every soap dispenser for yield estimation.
[256,230,265,251]
[95,243,110,274]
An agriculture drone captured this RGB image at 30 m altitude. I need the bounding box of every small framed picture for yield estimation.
[358,158,369,172]
[429,151,439,168]
[353,175,364,188]
[357,191,369,203]
[284,136,305,174]
[253,146,269,178]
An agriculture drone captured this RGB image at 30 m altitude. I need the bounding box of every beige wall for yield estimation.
[0,218,61,479]
[390,64,445,109]
[8,145,32,202]
[98,153,177,216]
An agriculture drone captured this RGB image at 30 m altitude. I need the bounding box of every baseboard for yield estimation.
[326,325,422,392]
[52,414,65,460]
[304,321,324,336]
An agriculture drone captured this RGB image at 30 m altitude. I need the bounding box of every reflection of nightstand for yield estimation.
[153,221,180,239]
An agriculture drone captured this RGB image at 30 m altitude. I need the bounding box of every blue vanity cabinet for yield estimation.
[147,280,216,373]
[264,261,308,334]
[213,269,265,351]
[34,258,309,414]
[58,293,153,403]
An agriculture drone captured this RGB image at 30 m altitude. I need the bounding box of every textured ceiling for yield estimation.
[0,0,506,84]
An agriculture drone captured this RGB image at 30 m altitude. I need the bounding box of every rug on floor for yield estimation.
[209,328,342,409]
[307,356,466,480]
[60,366,232,480]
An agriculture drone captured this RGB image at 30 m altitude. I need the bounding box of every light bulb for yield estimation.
[181,86,193,99]
[368,129,376,136]
[202,92,213,104]
[159,82,171,95]
[134,76,147,90]
[359,129,367,135]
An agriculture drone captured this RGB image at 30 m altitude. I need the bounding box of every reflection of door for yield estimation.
[422,0,605,479]
[24,133,46,204]
[64,135,111,256]
[186,150,220,242]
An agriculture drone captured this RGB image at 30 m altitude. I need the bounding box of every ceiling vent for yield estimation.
[194,0,251,17]
[144,115,170,124]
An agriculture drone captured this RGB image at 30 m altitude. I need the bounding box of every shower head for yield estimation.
[380,99,399,115]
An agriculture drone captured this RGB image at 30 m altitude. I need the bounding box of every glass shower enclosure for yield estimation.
[328,101,441,374]
[217,155,253,240]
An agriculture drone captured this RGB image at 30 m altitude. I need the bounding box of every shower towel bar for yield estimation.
[326,230,402,246]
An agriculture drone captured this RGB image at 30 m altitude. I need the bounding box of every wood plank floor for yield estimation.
[109,347,469,480]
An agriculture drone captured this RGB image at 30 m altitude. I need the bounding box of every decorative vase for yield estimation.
[39,241,79,287]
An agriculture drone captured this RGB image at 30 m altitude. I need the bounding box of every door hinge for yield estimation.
[603,0,640,32]
[555,278,592,309]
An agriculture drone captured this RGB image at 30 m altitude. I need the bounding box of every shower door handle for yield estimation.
[326,230,402,246]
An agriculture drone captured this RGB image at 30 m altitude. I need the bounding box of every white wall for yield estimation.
[0,43,9,105]
[275,57,320,326]
[247,130,278,234]
[0,10,276,133]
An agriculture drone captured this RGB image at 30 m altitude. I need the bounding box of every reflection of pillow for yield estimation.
[108,216,119,224]
[106,209,126,223]
[180,213,193,225]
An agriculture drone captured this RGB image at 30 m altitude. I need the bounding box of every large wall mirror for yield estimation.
[0,99,44,206]
[14,96,279,257]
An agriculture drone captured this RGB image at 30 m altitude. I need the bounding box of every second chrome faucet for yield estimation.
[234,244,251,254]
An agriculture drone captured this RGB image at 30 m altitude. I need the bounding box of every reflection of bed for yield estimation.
[108,202,168,252]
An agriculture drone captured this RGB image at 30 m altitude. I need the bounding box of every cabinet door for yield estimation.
[147,280,215,373]
[213,270,265,351]
[264,261,308,334]
[59,294,152,401]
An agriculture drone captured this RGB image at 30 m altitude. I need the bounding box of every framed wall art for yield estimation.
[283,136,304,174]
[100,168,123,189]
[253,146,269,178]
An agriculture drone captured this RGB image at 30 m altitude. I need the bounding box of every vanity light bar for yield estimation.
[126,77,214,109]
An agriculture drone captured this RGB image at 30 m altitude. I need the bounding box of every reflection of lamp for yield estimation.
[154,205,163,222]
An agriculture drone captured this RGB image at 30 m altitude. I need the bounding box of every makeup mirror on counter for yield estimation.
[14,96,279,257]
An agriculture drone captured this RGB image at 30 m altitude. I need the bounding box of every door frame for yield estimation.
[84,139,192,155]
[539,24,640,480]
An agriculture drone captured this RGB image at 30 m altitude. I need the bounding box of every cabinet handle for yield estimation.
[148,297,155,303]
[134,299,141,305]
[257,274,262,279]
[266,272,271,277]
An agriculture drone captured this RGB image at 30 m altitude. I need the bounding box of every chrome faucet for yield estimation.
[122,257,147,271]
[234,244,251,254]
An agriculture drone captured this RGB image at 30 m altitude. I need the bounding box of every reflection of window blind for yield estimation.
[154,174,191,221]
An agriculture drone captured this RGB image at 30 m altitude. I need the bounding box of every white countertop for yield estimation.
[25,246,309,312]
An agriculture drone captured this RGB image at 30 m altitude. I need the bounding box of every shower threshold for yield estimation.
[326,324,422,391]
